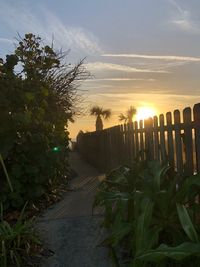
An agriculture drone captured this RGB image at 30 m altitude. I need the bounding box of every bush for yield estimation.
[0,203,40,267]
[94,160,200,267]
[0,33,88,209]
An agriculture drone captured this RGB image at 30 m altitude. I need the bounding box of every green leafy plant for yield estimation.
[0,33,89,209]
[0,202,40,267]
[94,160,200,267]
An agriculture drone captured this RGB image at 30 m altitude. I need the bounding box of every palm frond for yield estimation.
[90,106,103,116]
[127,106,137,117]
[118,113,127,122]
[102,109,111,119]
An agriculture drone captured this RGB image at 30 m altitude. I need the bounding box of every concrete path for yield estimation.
[37,152,112,267]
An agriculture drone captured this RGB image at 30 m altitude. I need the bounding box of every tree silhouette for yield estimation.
[90,106,111,131]
[119,106,137,124]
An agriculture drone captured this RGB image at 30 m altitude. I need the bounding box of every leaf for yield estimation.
[177,204,199,242]
[101,223,132,247]
[135,242,200,262]
[176,175,200,202]
[135,199,154,254]
[25,92,35,101]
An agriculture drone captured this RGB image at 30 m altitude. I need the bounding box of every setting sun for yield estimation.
[136,107,157,121]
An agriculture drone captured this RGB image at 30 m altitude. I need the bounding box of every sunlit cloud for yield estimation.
[102,53,200,62]
[97,93,199,99]
[85,62,169,73]
[85,78,156,82]
[0,2,102,55]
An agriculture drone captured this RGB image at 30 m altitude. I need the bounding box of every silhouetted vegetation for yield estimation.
[90,106,111,131]
[119,105,137,123]
[0,33,89,210]
[94,160,200,266]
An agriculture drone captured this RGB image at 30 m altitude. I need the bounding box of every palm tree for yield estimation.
[119,106,137,124]
[90,106,111,131]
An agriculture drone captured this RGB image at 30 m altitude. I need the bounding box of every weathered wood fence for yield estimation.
[77,103,200,175]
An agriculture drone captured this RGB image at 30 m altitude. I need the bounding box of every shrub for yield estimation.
[94,160,200,267]
[0,33,88,209]
[0,203,40,267]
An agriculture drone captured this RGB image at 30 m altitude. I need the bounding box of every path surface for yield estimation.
[37,152,112,267]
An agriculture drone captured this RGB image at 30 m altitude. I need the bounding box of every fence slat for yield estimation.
[129,122,134,163]
[174,110,183,175]
[194,104,200,173]
[183,107,193,175]
[166,112,174,167]
[127,123,132,165]
[124,124,129,165]
[134,121,139,159]
[139,120,144,161]
[153,116,159,160]
[159,114,167,163]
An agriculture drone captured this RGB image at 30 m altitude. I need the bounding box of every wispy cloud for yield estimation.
[0,37,13,44]
[169,0,200,33]
[85,78,156,82]
[102,53,200,62]
[85,62,169,73]
[0,2,102,56]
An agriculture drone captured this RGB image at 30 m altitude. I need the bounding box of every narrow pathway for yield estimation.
[37,152,111,267]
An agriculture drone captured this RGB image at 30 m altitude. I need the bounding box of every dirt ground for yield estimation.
[36,152,112,267]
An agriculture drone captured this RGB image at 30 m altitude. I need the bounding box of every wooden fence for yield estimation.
[76,103,200,175]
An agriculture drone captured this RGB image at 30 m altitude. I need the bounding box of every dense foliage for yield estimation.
[0,33,88,209]
[94,160,200,267]
[0,203,40,267]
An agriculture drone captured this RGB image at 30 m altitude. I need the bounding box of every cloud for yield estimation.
[102,53,200,62]
[0,37,13,44]
[85,78,156,82]
[0,1,102,56]
[169,0,200,33]
[97,93,199,99]
[85,62,169,73]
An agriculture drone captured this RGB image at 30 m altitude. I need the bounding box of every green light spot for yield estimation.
[52,147,60,152]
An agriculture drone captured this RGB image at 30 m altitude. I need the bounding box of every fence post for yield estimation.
[159,114,167,163]
[183,107,193,176]
[139,120,144,161]
[174,109,183,175]
[166,112,174,168]
[194,103,200,173]
[153,116,159,160]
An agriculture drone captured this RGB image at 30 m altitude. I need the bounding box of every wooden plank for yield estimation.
[159,114,167,163]
[107,128,112,171]
[144,119,149,159]
[103,130,108,171]
[134,121,139,159]
[144,118,153,160]
[149,117,154,159]
[115,125,121,167]
[119,124,125,165]
[193,103,200,173]
[129,122,134,164]
[174,110,183,175]
[166,112,175,167]
[183,107,193,175]
[153,116,159,160]
[139,120,144,161]
[124,123,129,165]
[127,123,132,165]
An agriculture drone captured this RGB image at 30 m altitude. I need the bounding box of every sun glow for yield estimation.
[136,107,157,121]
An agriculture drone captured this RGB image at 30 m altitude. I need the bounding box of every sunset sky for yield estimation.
[0,0,200,139]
